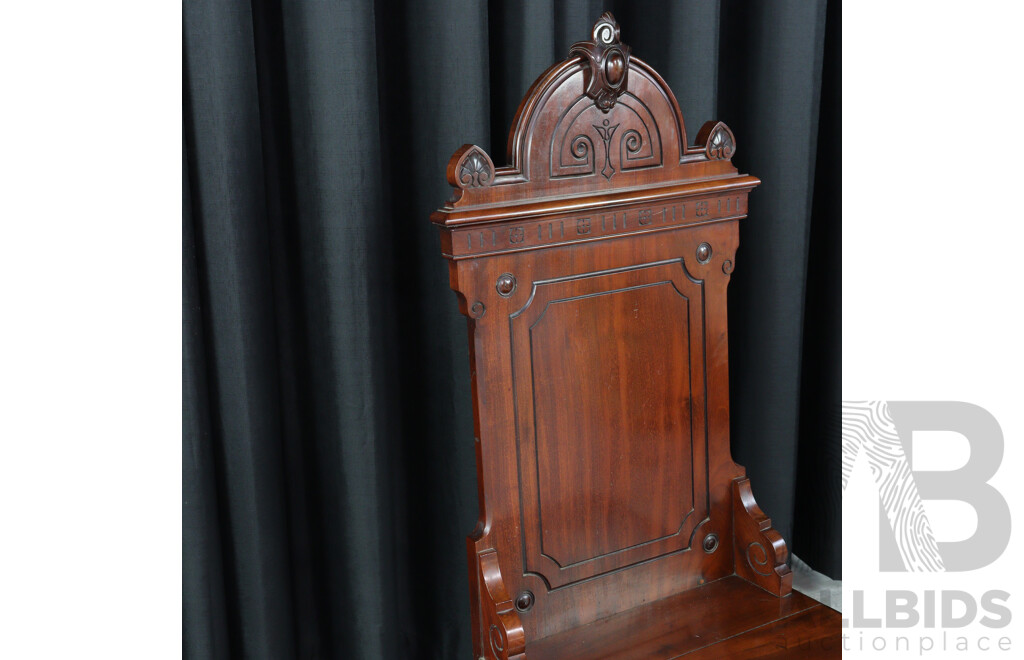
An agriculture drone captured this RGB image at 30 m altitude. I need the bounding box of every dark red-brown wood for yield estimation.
[527,577,836,660]
[431,12,840,658]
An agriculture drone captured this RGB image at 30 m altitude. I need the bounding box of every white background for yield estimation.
[844,2,1024,658]
[0,1,1020,658]
[0,2,180,657]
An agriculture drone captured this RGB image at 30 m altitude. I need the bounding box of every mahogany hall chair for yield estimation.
[430,13,841,659]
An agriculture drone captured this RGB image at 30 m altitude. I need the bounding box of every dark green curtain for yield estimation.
[183,1,840,658]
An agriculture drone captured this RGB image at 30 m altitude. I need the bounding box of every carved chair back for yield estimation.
[431,14,789,658]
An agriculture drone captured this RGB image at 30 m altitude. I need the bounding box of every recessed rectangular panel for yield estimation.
[510,259,709,588]
[530,283,692,566]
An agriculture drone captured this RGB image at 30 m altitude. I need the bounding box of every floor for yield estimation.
[791,554,842,613]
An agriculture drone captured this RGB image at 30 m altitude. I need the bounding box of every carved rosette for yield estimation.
[704,122,736,160]
[447,144,495,190]
[569,12,630,112]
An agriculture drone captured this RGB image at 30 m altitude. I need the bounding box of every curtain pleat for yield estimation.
[718,0,830,552]
[184,1,297,656]
[183,1,838,657]
[794,0,842,582]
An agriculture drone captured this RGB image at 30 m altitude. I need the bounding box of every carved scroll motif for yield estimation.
[476,550,526,660]
[550,94,662,180]
[732,477,793,596]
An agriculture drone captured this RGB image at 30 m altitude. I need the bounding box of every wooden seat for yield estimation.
[430,13,840,659]
[527,577,838,660]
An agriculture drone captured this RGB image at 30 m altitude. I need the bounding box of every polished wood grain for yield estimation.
[432,12,840,658]
[681,605,842,660]
[527,577,837,660]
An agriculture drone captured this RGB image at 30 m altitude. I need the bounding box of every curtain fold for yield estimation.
[183,1,838,657]
[718,0,829,554]
[794,0,842,582]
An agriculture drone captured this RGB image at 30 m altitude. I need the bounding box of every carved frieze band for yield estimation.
[445,194,746,258]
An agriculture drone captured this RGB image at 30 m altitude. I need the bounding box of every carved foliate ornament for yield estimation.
[569,12,630,112]
[448,144,495,190]
[705,122,736,160]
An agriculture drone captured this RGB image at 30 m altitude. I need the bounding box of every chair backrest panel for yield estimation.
[432,13,789,656]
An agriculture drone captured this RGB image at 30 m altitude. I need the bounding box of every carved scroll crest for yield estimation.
[569,12,630,112]
[436,16,752,211]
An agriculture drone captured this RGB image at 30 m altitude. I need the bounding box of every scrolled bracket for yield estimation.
[732,477,793,596]
[475,550,526,660]
[568,12,630,112]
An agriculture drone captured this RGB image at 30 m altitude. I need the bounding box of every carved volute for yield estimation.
[568,11,631,112]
